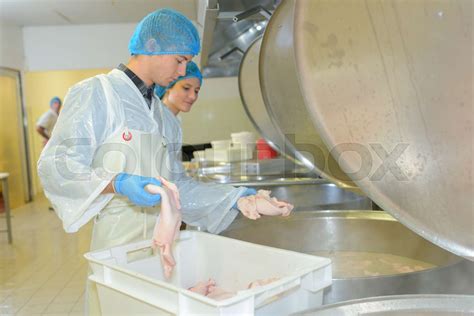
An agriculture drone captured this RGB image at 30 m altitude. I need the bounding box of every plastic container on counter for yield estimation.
[257,138,278,160]
[211,140,232,150]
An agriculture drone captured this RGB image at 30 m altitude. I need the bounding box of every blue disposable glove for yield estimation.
[114,173,162,207]
[234,188,257,209]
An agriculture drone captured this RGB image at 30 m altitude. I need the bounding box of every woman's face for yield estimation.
[164,77,201,114]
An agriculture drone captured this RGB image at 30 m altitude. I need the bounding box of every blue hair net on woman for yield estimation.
[50,96,62,107]
[155,61,203,98]
[129,8,200,56]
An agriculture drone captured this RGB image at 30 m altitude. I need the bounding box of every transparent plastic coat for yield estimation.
[37,69,246,236]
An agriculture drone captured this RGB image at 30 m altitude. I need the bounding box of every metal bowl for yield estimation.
[220,211,474,304]
[291,0,473,259]
[295,295,474,315]
[199,175,372,211]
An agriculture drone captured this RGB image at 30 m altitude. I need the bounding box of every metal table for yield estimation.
[0,172,12,243]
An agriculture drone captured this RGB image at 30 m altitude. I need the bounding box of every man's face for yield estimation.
[51,101,61,113]
[149,54,192,87]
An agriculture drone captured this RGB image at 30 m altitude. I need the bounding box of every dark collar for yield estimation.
[117,63,155,105]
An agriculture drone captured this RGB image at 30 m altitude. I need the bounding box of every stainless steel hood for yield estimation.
[199,0,280,77]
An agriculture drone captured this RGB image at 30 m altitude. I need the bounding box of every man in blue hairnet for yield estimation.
[38,8,291,314]
[36,96,61,146]
[38,7,266,255]
[37,10,205,313]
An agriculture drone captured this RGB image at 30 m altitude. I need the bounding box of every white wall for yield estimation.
[23,23,136,71]
[180,76,258,145]
[0,24,25,70]
[21,23,257,145]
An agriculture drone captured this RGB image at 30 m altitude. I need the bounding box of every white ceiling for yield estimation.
[0,0,197,27]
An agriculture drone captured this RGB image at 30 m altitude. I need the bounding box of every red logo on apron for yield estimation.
[122,131,132,141]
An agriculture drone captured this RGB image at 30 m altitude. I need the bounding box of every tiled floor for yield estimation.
[0,194,92,315]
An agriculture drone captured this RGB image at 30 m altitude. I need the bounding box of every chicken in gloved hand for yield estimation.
[236,190,294,220]
[147,177,182,279]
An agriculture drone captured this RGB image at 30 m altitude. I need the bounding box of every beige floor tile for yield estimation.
[15,312,42,316]
[0,195,92,315]
[26,296,56,306]
[0,305,15,316]
[50,293,81,305]
[43,303,74,313]
[16,303,49,313]
[0,295,31,309]
[70,297,85,312]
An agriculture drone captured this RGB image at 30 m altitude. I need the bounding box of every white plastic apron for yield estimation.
[86,75,172,315]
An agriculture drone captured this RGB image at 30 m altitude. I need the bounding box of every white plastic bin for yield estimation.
[85,231,332,315]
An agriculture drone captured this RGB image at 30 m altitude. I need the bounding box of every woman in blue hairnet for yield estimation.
[156,61,202,115]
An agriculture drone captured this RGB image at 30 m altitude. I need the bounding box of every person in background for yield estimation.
[36,96,61,146]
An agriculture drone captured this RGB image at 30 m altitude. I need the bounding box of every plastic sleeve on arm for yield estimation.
[38,78,118,233]
[170,155,246,234]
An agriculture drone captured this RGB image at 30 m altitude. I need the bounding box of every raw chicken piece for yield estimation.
[255,190,293,216]
[237,190,294,220]
[188,279,235,300]
[188,277,279,301]
[248,277,280,289]
[146,177,182,280]
[236,195,260,220]
[206,285,236,301]
[188,279,216,296]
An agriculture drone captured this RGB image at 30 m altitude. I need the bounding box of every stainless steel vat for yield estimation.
[290,0,473,259]
[220,211,474,304]
[295,295,474,315]
[199,174,372,211]
[238,37,301,166]
[258,0,356,189]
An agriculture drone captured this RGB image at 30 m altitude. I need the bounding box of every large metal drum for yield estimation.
[221,211,474,304]
[257,0,356,189]
[289,0,473,259]
[211,176,372,210]
[198,172,372,211]
[296,295,474,315]
[238,37,302,166]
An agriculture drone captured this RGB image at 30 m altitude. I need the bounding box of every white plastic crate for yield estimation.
[85,231,332,315]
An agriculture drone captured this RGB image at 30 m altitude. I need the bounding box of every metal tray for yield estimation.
[295,295,474,315]
[286,0,473,259]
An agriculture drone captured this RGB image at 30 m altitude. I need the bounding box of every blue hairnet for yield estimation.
[50,96,62,107]
[129,8,200,56]
[155,61,203,98]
